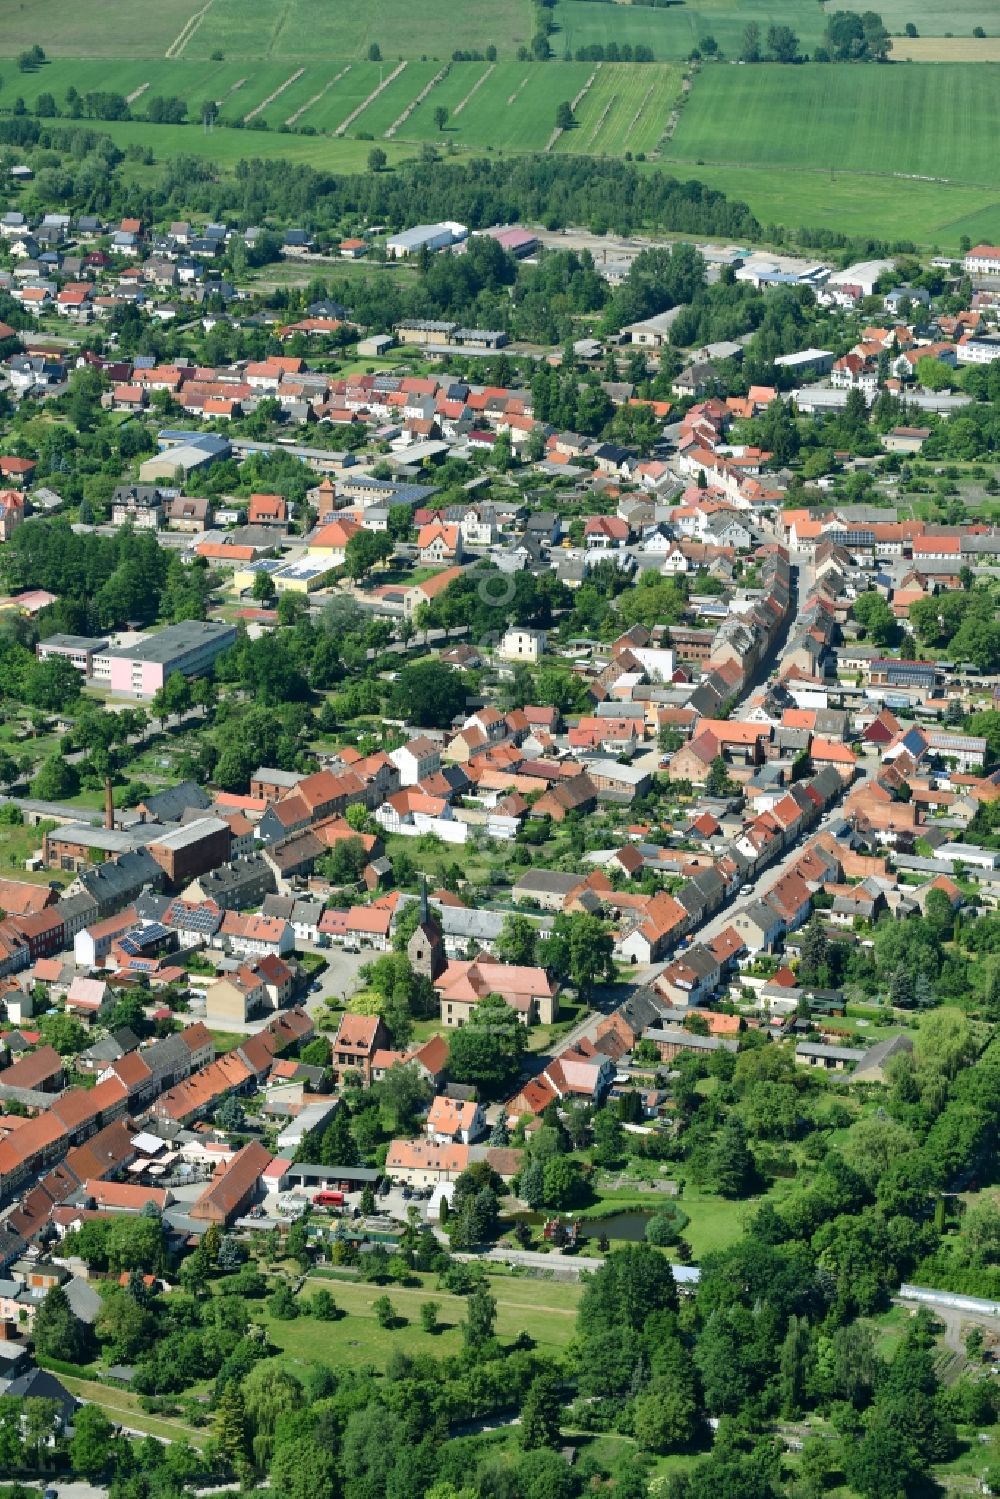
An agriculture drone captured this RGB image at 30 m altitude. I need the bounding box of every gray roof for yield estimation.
[645,1025,738,1054]
[513,871,580,896]
[101,620,235,665]
[140,780,212,824]
[440,907,507,942]
[78,848,165,906]
[1,1368,77,1423]
[796,1042,866,1062]
[851,1031,913,1079]
[63,1275,102,1324]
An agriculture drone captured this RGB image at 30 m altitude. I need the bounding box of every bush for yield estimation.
[645,1204,690,1247]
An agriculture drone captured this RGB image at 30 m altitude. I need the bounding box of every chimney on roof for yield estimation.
[104,777,115,832]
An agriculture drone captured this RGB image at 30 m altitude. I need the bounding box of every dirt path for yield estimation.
[125,82,150,105]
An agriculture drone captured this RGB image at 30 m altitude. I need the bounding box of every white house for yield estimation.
[498,627,546,663]
[390,736,441,787]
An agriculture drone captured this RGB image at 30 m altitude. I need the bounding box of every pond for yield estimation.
[580,1212,653,1243]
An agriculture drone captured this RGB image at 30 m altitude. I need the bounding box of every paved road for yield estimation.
[454,1246,701,1284]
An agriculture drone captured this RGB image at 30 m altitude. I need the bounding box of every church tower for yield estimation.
[407,875,446,980]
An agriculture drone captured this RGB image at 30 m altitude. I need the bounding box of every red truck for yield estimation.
[312,1190,345,1208]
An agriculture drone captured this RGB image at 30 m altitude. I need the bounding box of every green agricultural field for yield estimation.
[185,0,535,63]
[346,62,441,138]
[662,62,1000,248]
[556,61,682,155]
[401,61,595,151]
[287,63,387,133]
[0,0,202,57]
[552,0,828,61]
[867,0,1000,35]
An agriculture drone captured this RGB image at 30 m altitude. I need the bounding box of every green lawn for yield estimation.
[0,820,54,882]
[69,117,420,174]
[259,1269,581,1372]
[57,1373,209,1446]
[208,1029,245,1054]
[663,62,1000,249]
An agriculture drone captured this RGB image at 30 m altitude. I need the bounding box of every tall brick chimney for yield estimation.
[104,776,115,831]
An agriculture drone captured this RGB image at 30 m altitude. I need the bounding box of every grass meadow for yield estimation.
[261,1269,583,1372]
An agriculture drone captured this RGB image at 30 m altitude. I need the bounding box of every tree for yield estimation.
[33,1283,91,1364]
[565,911,615,997]
[914,1006,976,1078]
[463,1281,497,1349]
[645,1203,690,1246]
[633,1378,698,1454]
[345,528,393,581]
[268,1283,300,1320]
[252,570,276,602]
[579,1244,678,1351]
[844,1407,927,1499]
[766,23,799,60]
[32,753,80,801]
[70,1404,114,1478]
[448,992,527,1095]
[542,1156,579,1209]
[217,1235,245,1273]
[215,1093,246,1133]
[710,1117,755,1198]
[798,916,833,987]
[368,147,387,172]
[376,1061,432,1135]
[706,755,737,798]
[373,1294,396,1327]
[518,1157,545,1209]
[434,105,449,131]
[741,21,761,59]
[388,659,469,727]
[213,1380,247,1473]
[924,886,955,941]
[520,1369,562,1450]
[420,1299,440,1333]
[555,101,574,130]
[889,963,914,1008]
[852,590,896,647]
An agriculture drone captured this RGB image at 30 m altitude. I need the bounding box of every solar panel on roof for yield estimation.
[137,922,171,943]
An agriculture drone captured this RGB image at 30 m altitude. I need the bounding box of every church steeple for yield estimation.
[408,874,445,980]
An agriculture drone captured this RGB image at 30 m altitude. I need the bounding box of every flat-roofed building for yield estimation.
[91,620,236,697]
